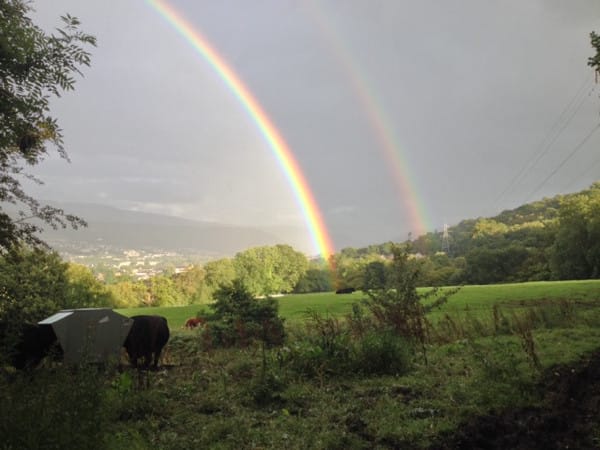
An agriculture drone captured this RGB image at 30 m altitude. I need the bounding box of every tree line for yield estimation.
[331,182,600,288]
[1,182,598,318]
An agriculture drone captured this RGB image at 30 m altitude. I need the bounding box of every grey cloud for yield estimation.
[29,0,600,250]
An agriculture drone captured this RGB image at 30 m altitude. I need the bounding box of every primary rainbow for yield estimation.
[146,0,335,258]
[305,1,431,238]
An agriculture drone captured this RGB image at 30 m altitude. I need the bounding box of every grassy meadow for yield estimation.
[6,279,599,449]
[103,278,600,448]
[118,279,600,329]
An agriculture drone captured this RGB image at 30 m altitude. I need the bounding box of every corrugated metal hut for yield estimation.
[39,308,133,364]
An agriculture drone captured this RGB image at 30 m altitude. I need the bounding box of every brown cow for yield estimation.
[184,317,205,329]
[124,315,170,369]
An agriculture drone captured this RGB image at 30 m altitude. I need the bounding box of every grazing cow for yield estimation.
[124,315,170,369]
[2,323,61,370]
[184,317,205,329]
[335,287,356,294]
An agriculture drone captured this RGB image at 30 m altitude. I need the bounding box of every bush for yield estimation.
[352,330,412,376]
[364,245,457,360]
[0,365,115,449]
[284,312,412,378]
[201,280,285,348]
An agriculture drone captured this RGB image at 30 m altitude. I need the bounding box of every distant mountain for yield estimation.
[35,202,313,257]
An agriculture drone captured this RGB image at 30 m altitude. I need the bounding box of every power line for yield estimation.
[565,154,600,191]
[494,74,594,206]
[527,123,600,201]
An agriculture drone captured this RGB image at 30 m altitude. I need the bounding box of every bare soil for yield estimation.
[432,351,600,450]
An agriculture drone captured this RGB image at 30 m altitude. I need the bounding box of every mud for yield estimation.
[433,351,600,450]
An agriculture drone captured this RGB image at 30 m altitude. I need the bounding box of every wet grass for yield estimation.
[7,280,600,449]
[117,279,600,329]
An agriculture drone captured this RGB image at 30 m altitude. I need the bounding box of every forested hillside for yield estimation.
[329,182,600,288]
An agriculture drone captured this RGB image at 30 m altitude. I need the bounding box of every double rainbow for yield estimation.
[146,0,335,258]
[305,0,431,237]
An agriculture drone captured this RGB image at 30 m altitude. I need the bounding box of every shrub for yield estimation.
[352,330,412,376]
[0,365,115,449]
[363,245,458,361]
[285,312,412,379]
[201,280,285,348]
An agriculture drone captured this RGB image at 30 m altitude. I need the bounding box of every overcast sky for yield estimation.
[30,0,600,252]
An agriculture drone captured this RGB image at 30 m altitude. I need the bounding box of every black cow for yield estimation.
[124,315,170,369]
[1,323,61,370]
[335,287,356,294]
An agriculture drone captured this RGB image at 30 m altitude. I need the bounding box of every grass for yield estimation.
[111,318,600,448]
[7,279,600,449]
[117,305,204,330]
[434,279,600,314]
[117,279,600,329]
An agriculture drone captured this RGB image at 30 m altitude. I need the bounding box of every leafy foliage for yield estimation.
[361,245,457,360]
[0,366,114,449]
[202,280,285,347]
[551,185,600,279]
[65,263,115,309]
[234,244,308,296]
[0,246,115,327]
[589,31,600,76]
[331,183,599,287]
[0,0,95,250]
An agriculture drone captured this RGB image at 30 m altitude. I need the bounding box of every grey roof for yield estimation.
[39,308,133,364]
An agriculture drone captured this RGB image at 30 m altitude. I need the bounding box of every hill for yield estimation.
[36,202,313,259]
[335,182,600,286]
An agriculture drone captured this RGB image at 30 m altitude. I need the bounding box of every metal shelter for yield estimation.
[39,308,133,364]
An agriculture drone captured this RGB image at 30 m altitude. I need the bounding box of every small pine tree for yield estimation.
[363,245,458,361]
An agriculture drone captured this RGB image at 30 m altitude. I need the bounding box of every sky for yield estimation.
[30,0,600,253]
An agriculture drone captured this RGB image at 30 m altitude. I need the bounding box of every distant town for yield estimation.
[49,238,217,282]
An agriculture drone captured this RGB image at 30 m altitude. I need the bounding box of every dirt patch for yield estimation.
[432,351,600,450]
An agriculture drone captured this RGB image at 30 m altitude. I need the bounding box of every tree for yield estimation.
[0,246,69,325]
[234,245,308,296]
[65,263,115,309]
[550,186,600,279]
[293,257,333,293]
[172,265,209,304]
[272,244,308,292]
[363,245,455,361]
[362,260,387,291]
[205,279,285,347]
[0,1,96,250]
[107,280,148,308]
[464,245,529,284]
[331,252,365,290]
[204,258,236,289]
[589,31,600,78]
[293,268,333,293]
[146,275,183,306]
[234,247,277,296]
[0,246,113,328]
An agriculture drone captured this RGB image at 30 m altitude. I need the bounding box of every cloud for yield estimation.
[27,0,600,250]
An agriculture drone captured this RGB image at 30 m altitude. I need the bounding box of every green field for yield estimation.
[7,279,600,449]
[117,279,600,329]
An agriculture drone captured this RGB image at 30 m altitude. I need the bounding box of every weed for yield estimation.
[0,365,114,449]
[512,312,542,371]
[363,245,458,362]
[352,330,412,376]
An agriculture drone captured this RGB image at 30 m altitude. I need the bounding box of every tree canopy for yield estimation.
[0,0,95,250]
[589,31,600,78]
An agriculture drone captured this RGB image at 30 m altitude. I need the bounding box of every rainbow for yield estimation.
[146,0,335,258]
[304,1,431,237]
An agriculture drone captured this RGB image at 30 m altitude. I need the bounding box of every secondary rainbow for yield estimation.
[146,0,335,258]
[305,0,431,237]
